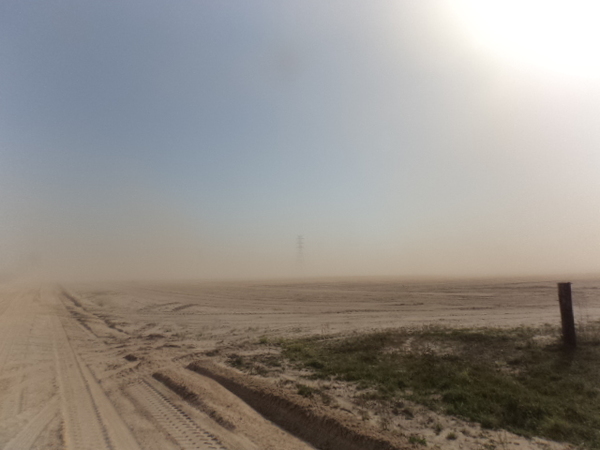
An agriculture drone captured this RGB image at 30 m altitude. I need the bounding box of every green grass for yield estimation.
[408,434,427,445]
[446,431,458,440]
[278,324,600,448]
[296,383,317,397]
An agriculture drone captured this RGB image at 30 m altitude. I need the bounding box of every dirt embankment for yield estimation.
[187,360,410,450]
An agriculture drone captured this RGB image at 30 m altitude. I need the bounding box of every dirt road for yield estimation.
[0,285,313,449]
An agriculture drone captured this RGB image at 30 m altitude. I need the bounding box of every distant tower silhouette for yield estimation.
[296,235,304,273]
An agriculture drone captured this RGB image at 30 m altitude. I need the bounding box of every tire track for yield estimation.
[3,396,59,450]
[0,290,38,423]
[128,380,228,450]
[53,316,111,450]
[0,289,60,447]
[0,291,32,374]
[0,291,15,317]
[2,307,44,419]
[50,289,142,450]
[0,406,39,442]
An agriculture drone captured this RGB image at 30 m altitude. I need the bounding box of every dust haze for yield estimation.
[2,0,600,283]
[2,186,599,283]
[2,161,600,282]
[2,5,600,449]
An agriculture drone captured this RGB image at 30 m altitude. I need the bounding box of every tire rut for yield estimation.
[53,316,112,450]
[128,380,228,450]
[3,396,59,450]
[50,289,141,450]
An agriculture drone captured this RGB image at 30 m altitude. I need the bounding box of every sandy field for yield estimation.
[0,278,598,449]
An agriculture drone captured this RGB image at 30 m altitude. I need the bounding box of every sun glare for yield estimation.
[450,1,600,78]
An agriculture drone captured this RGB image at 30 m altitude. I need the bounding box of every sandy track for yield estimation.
[51,302,141,450]
[0,285,317,449]
[0,287,143,449]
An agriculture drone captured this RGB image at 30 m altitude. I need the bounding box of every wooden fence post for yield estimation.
[557,282,576,348]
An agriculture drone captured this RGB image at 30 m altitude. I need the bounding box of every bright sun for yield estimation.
[450,1,600,78]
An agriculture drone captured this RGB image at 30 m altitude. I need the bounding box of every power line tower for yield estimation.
[296,235,304,273]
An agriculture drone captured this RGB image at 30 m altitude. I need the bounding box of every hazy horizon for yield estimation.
[2,1,600,282]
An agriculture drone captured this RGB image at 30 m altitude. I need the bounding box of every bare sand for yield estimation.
[0,278,597,449]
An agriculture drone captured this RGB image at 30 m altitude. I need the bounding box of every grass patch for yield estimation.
[278,324,600,448]
[226,353,270,376]
[408,434,427,445]
[296,383,317,397]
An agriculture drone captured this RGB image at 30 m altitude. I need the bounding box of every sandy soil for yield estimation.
[0,278,597,449]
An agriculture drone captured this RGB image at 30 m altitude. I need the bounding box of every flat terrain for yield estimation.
[0,278,598,449]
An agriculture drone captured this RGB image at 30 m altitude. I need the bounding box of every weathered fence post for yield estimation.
[557,282,576,348]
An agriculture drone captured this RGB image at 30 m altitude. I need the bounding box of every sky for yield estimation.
[1,0,600,281]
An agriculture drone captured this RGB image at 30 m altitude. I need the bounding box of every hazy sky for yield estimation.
[2,1,600,280]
